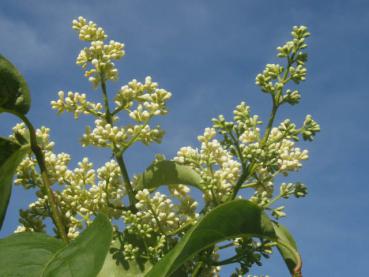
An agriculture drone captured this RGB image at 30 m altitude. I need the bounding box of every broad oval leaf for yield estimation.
[273,222,302,276]
[0,54,31,114]
[136,160,203,191]
[146,199,276,277]
[0,137,30,229]
[0,215,112,276]
[43,214,113,277]
[98,242,152,277]
[0,232,65,277]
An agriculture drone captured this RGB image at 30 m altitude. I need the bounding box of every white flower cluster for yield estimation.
[169,184,198,218]
[80,76,171,151]
[269,128,309,173]
[175,127,241,204]
[51,91,103,119]
[72,16,125,86]
[12,22,319,276]
[212,98,312,211]
[115,77,172,120]
[121,187,197,260]
[52,18,171,154]
[12,125,127,238]
[81,117,164,150]
[255,26,310,103]
[72,17,107,41]
[133,189,179,233]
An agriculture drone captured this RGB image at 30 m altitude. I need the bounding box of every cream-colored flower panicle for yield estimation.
[72,16,125,86]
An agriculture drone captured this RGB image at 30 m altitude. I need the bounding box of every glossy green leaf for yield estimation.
[98,243,152,277]
[273,222,302,276]
[0,215,112,276]
[0,232,65,277]
[0,137,30,229]
[136,160,203,191]
[146,199,276,277]
[0,54,31,114]
[43,214,113,277]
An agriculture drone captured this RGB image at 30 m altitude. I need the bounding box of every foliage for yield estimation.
[0,17,319,276]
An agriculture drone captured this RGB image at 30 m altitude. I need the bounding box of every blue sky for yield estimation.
[1,0,368,275]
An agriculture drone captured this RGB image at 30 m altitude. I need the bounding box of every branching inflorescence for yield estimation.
[9,17,319,276]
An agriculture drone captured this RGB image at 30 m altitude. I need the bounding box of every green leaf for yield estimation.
[0,215,112,276]
[136,160,203,191]
[146,199,276,277]
[0,54,31,114]
[273,222,302,276]
[0,137,30,229]
[98,244,152,277]
[43,214,113,277]
[0,232,66,277]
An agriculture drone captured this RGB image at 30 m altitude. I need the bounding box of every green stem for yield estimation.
[122,120,150,152]
[209,252,247,266]
[148,204,168,238]
[191,261,204,277]
[111,105,125,116]
[229,131,246,169]
[100,77,136,207]
[264,193,284,208]
[230,169,249,200]
[18,114,68,242]
[100,78,112,124]
[115,151,136,206]
[216,242,234,250]
[260,98,278,148]
[231,55,296,200]
[241,181,258,189]
[166,220,194,236]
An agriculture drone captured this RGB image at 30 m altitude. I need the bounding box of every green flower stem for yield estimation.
[216,242,234,250]
[100,77,113,124]
[111,105,125,116]
[260,98,278,148]
[148,204,169,238]
[231,55,296,200]
[191,261,204,277]
[122,119,150,152]
[229,131,246,169]
[240,182,258,189]
[230,99,279,200]
[209,251,247,266]
[264,193,284,208]
[166,220,194,236]
[17,113,68,242]
[114,151,136,207]
[99,76,136,207]
[191,246,215,277]
[230,168,249,200]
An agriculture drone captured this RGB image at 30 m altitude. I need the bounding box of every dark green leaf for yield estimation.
[136,160,203,191]
[0,232,65,277]
[0,137,30,229]
[98,244,152,277]
[273,222,302,276]
[43,214,113,277]
[146,199,276,277]
[0,54,31,114]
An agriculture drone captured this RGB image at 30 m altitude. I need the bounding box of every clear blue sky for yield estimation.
[1,1,368,276]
